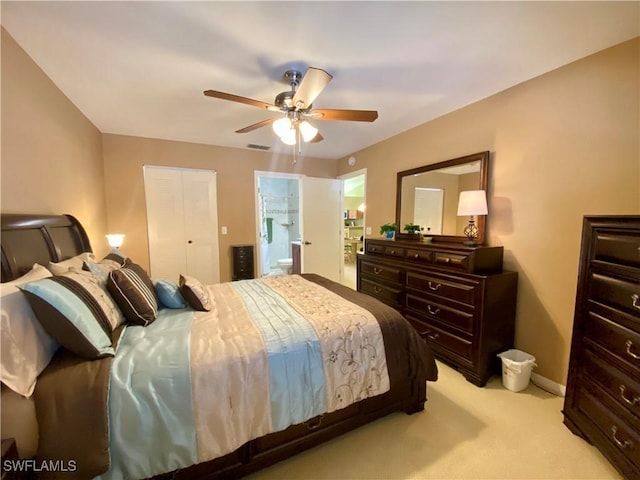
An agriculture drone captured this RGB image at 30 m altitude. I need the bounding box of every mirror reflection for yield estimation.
[396,151,489,242]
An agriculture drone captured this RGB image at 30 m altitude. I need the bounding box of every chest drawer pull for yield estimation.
[425,331,440,342]
[632,293,640,310]
[373,267,382,275]
[374,285,383,293]
[611,426,633,450]
[427,305,440,315]
[428,281,441,291]
[619,385,640,406]
[626,340,640,360]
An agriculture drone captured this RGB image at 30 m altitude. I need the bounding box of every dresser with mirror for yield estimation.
[357,151,518,386]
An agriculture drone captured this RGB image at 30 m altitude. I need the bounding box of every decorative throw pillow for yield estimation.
[155,279,187,309]
[18,270,120,359]
[179,275,212,312]
[48,252,95,275]
[107,263,159,326]
[1,264,59,397]
[84,252,127,285]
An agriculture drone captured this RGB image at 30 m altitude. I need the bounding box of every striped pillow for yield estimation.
[84,252,127,285]
[18,272,118,359]
[179,274,212,312]
[107,262,159,326]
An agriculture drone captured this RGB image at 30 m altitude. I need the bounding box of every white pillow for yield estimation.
[47,252,95,275]
[1,264,59,397]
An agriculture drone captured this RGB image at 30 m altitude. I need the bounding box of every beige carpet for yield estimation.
[247,361,621,480]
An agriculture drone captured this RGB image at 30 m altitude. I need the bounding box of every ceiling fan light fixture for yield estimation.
[272,117,292,137]
[299,120,318,142]
[280,129,297,145]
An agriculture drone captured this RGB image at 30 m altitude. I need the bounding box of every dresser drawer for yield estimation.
[406,294,474,334]
[406,249,433,263]
[433,252,470,271]
[584,311,640,369]
[359,277,402,307]
[384,246,405,258]
[577,385,640,470]
[590,272,640,318]
[583,349,640,419]
[359,260,403,285]
[406,314,473,361]
[406,271,478,307]
[594,230,640,269]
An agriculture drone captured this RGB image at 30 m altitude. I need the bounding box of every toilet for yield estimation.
[277,258,293,274]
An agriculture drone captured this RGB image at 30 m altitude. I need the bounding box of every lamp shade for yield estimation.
[106,234,125,248]
[299,120,318,142]
[272,117,292,137]
[457,190,488,216]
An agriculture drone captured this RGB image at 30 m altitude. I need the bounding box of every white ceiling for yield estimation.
[2,1,638,160]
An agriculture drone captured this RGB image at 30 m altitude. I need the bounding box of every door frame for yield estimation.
[338,168,367,285]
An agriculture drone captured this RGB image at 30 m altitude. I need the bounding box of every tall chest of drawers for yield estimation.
[357,238,518,386]
[232,244,254,281]
[563,216,640,479]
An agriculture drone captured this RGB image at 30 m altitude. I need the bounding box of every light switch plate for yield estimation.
[221,226,228,235]
[365,227,372,235]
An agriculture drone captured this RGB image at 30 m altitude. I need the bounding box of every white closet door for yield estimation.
[144,166,220,284]
[182,169,220,284]
[144,167,188,281]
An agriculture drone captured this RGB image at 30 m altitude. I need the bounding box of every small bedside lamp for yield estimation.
[457,190,488,246]
[106,234,125,250]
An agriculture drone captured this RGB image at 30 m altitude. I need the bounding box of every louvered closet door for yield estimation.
[144,166,220,284]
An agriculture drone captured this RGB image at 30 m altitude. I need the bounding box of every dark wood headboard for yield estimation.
[1,214,92,282]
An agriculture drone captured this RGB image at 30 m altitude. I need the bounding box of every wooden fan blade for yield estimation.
[310,108,378,122]
[309,132,324,143]
[204,90,274,110]
[235,118,276,134]
[292,67,333,110]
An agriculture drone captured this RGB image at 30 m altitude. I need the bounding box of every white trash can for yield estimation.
[497,349,537,392]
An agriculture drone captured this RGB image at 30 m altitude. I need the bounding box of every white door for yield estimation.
[414,188,444,235]
[182,169,220,284]
[144,166,220,284]
[300,176,342,282]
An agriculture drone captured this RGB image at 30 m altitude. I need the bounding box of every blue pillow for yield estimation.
[155,280,187,309]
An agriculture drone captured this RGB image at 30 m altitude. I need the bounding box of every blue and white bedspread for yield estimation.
[101,275,390,479]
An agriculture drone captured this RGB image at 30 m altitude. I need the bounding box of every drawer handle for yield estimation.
[370,247,377,252]
[374,286,383,293]
[428,281,441,291]
[373,267,382,275]
[625,340,640,360]
[632,294,640,311]
[427,332,440,342]
[306,414,324,430]
[414,253,420,259]
[619,385,640,406]
[611,426,633,450]
[439,257,451,263]
[427,305,440,315]
[390,250,396,254]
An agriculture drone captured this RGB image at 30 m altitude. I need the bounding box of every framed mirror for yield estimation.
[395,151,489,244]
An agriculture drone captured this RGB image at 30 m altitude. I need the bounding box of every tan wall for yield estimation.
[337,38,640,385]
[0,28,109,256]
[102,134,337,282]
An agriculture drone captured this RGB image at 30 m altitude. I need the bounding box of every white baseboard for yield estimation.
[530,372,566,397]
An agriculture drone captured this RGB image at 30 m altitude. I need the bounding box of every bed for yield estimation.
[0,213,437,479]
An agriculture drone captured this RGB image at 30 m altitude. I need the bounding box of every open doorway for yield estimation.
[255,172,301,277]
[340,170,366,289]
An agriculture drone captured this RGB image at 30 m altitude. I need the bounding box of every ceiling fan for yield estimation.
[203,67,378,147]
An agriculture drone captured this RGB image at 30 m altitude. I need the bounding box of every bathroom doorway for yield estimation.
[340,169,367,289]
[255,172,301,277]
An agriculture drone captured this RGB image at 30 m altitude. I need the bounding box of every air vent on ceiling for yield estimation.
[247,144,271,151]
